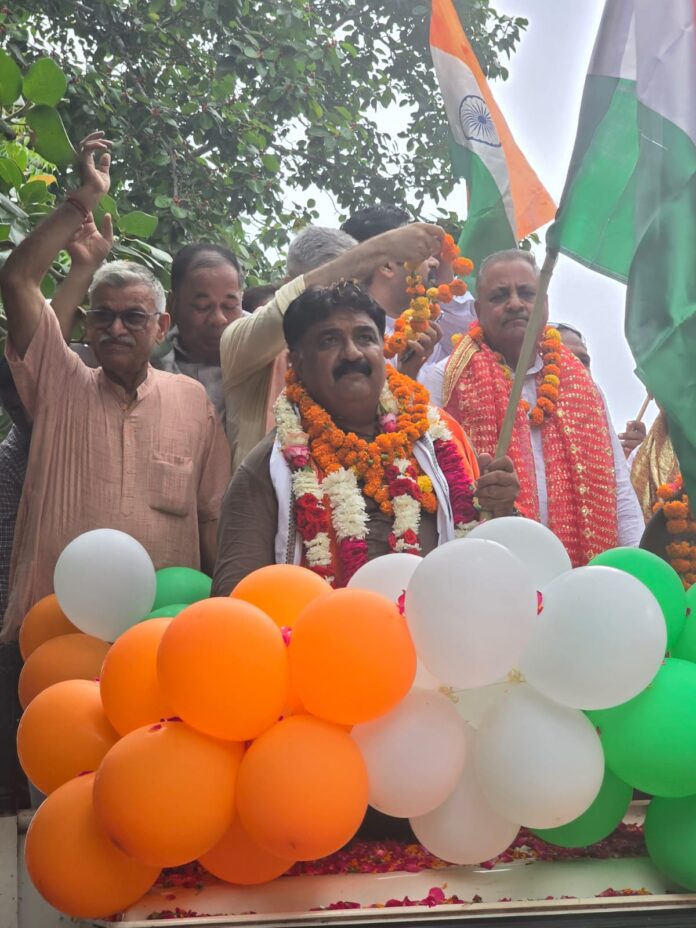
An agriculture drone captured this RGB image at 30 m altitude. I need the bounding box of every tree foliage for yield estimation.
[0,1,526,280]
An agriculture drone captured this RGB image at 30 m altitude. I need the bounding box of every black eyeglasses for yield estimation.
[85,309,162,331]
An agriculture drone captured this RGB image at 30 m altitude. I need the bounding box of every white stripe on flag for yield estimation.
[589,0,636,79]
[431,45,516,233]
[635,0,696,142]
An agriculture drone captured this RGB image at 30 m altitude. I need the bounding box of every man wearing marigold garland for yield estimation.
[425,249,643,567]
[212,281,520,595]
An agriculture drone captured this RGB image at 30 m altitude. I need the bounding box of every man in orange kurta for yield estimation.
[0,134,230,640]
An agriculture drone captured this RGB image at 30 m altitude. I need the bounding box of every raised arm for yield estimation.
[52,211,114,341]
[304,222,444,289]
[0,132,112,357]
[221,223,445,387]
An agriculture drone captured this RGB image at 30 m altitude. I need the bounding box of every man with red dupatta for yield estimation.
[427,249,643,567]
[212,281,521,595]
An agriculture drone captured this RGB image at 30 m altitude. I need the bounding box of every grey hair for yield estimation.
[88,260,167,314]
[476,249,538,294]
[286,226,357,279]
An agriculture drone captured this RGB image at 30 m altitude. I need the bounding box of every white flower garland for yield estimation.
[273,382,471,576]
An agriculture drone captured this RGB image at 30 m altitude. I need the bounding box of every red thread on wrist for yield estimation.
[66,195,89,219]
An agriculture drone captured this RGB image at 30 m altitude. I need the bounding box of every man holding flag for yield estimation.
[423,0,643,565]
[434,248,643,566]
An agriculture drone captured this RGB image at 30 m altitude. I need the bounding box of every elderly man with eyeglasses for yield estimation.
[0,133,230,642]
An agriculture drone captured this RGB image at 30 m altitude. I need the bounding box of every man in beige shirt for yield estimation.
[220,222,445,471]
[0,133,230,640]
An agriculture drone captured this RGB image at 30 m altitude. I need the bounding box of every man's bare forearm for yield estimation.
[0,201,94,356]
[52,265,95,341]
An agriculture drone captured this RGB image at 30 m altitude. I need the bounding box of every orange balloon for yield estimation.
[199,815,295,885]
[230,564,331,629]
[236,715,368,861]
[100,618,174,736]
[289,589,416,725]
[18,633,110,708]
[19,594,79,660]
[157,598,289,741]
[25,772,159,919]
[93,720,242,867]
[17,679,119,794]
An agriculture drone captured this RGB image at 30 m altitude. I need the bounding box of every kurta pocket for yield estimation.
[149,451,194,517]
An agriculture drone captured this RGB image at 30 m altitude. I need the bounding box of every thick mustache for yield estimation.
[333,360,371,379]
[98,334,136,347]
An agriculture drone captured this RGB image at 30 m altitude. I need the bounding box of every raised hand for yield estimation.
[73,131,113,209]
[381,222,445,265]
[619,420,647,458]
[67,212,114,271]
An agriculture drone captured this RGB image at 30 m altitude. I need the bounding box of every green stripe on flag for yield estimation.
[626,106,696,501]
[449,138,516,274]
[547,76,640,282]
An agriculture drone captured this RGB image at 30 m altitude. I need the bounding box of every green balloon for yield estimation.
[645,795,696,890]
[589,659,696,797]
[589,547,687,649]
[153,567,211,610]
[671,585,696,662]
[140,603,190,620]
[532,767,632,848]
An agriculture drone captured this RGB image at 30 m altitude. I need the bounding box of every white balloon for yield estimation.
[411,724,519,864]
[475,685,604,829]
[521,566,666,710]
[468,517,572,590]
[413,659,441,691]
[347,553,422,602]
[352,688,467,818]
[54,530,156,641]
[404,539,537,689]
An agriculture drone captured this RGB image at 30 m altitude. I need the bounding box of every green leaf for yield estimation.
[154,194,172,208]
[0,50,22,108]
[0,158,23,191]
[170,204,188,219]
[18,182,49,206]
[40,275,57,298]
[261,153,280,173]
[25,106,76,168]
[23,58,68,107]
[118,210,159,239]
[0,223,11,242]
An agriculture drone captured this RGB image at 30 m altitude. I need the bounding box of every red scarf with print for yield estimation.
[443,335,619,566]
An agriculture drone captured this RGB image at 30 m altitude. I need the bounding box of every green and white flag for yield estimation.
[548,0,696,498]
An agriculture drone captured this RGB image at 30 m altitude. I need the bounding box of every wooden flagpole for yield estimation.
[495,249,558,458]
[634,393,652,424]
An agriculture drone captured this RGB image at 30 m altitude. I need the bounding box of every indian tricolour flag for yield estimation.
[429,0,555,269]
[548,0,696,500]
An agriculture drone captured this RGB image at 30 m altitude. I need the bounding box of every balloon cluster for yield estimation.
[19,519,696,917]
[349,519,696,891]
[17,532,417,919]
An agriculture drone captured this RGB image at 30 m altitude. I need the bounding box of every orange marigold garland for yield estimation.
[469,322,562,426]
[384,233,474,359]
[286,367,437,516]
[654,476,696,588]
[274,366,479,585]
